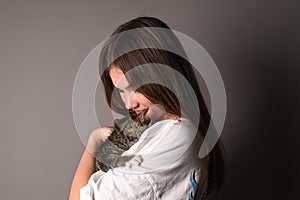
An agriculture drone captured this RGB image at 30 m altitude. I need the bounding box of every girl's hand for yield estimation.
[86,126,113,156]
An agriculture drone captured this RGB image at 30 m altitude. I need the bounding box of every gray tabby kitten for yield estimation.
[95,109,151,172]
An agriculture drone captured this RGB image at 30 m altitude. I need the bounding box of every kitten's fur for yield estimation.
[95,109,150,172]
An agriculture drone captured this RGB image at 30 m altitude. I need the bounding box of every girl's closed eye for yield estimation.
[117,88,125,93]
[116,85,135,94]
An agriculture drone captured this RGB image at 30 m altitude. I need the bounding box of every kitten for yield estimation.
[95,109,151,172]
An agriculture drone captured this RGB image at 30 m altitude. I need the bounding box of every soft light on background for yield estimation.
[0,0,299,199]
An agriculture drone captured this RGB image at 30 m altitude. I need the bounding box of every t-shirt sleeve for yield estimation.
[80,169,157,200]
[122,119,198,172]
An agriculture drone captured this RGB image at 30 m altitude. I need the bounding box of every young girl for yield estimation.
[70,16,225,200]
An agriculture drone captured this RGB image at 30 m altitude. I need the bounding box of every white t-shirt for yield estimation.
[80,118,208,200]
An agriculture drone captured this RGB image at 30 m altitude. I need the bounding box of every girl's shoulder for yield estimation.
[141,118,197,139]
[120,118,198,173]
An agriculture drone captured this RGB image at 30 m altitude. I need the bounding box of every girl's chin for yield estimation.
[147,105,167,122]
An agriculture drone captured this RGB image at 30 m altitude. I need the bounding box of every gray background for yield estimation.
[0,0,299,199]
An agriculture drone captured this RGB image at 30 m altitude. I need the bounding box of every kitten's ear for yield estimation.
[113,115,130,130]
[129,109,137,120]
[113,120,120,131]
[136,108,151,125]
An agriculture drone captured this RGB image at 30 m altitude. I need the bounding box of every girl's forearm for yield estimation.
[69,149,96,200]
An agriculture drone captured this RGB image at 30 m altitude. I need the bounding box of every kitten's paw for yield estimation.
[126,155,143,168]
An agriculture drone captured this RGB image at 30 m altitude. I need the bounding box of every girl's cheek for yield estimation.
[135,93,152,105]
[120,93,127,104]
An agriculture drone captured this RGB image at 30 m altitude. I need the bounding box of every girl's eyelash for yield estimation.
[117,88,125,93]
[116,85,134,93]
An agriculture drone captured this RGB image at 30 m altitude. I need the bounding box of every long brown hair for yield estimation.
[99,16,226,196]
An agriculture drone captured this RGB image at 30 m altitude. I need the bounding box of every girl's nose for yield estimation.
[123,92,138,109]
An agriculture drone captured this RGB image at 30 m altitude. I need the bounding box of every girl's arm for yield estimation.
[69,149,95,200]
[69,127,113,200]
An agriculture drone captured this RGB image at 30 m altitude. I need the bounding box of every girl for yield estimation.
[70,16,225,200]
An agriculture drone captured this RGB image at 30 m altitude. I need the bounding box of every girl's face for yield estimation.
[109,66,154,115]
